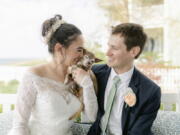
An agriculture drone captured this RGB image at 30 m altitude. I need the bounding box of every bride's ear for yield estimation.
[54,43,65,56]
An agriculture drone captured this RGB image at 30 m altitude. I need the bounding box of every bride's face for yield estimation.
[62,35,84,66]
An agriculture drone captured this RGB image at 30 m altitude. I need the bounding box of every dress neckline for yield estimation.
[25,71,81,100]
[26,71,66,87]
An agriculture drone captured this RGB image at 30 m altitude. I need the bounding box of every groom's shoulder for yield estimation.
[135,68,160,90]
[92,64,109,73]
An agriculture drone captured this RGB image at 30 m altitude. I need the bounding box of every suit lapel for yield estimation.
[121,68,139,131]
[98,66,111,113]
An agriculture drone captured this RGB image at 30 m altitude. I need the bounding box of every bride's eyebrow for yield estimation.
[76,47,84,51]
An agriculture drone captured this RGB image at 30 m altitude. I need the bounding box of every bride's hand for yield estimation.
[72,68,89,86]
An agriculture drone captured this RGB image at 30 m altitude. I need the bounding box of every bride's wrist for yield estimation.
[80,75,93,88]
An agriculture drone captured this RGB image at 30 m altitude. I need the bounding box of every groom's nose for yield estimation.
[106,48,112,57]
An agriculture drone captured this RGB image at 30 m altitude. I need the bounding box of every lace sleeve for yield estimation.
[8,72,37,135]
[80,76,98,122]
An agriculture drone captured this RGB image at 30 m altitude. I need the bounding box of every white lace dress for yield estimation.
[8,71,98,135]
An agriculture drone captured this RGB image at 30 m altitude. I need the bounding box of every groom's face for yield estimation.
[106,34,134,70]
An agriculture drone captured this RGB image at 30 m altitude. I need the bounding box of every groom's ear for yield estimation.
[130,46,140,58]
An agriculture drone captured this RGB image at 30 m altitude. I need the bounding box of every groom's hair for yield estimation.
[111,23,147,59]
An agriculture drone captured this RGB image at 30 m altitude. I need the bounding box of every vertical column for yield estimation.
[163,0,170,63]
[164,0,180,66]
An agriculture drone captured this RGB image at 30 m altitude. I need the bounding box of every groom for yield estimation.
[88,23,161,135]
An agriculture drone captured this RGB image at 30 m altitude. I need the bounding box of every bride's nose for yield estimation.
[79,51,84,58]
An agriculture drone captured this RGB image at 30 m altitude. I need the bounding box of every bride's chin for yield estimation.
[74,58,79,63]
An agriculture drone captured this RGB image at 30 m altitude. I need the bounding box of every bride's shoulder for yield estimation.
[20,64,48,82]
[28,64,48,77]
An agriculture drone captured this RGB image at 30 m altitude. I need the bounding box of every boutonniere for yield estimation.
[123,87,136,108]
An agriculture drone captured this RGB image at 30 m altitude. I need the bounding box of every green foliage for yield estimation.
[98,0,163,24]
[75,116,81,123]
[0,79,19,94]
[11,104,15,111]
[138,52,171,66]
[160,104,176,111]
[160,104,163,110]
[172,104,176,111]
[87,42,107,64]
[138,0,164,6]
[0,104,15,113]
[0,104,2,113]
[98,0,129,23]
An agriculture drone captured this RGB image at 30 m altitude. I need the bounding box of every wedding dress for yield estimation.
[8,71,98,135]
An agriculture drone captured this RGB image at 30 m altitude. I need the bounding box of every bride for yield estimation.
[8,15,98,135]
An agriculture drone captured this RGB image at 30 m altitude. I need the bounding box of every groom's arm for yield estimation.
[88,64,106,135]
[127,87,161,135]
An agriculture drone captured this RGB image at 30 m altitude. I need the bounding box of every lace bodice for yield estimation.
[8,71,98,135]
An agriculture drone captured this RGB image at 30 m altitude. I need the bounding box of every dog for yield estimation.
[64,49,102,120]
[64,49,102,97]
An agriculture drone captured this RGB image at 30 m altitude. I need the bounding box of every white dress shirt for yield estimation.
[100,66,134,135]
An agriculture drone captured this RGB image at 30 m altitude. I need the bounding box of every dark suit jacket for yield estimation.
[88,64,161,135]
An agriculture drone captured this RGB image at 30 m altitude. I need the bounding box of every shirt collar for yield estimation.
[110,66,134,83]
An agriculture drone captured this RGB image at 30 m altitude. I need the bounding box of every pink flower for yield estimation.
[123,87,136,107]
